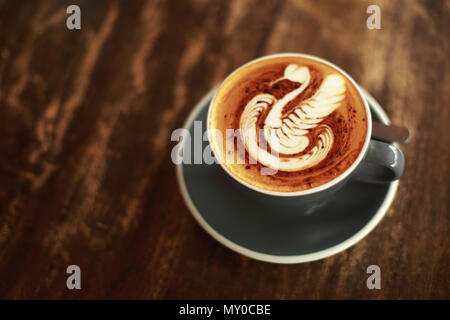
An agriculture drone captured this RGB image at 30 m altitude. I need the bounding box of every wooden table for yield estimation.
[0,0,448,299]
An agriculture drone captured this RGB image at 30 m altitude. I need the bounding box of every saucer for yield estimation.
[175,88,399,264]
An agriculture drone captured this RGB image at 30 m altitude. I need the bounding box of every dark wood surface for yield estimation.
[0,0,448,299]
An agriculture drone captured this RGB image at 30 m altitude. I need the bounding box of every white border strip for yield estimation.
[175,87,399,264]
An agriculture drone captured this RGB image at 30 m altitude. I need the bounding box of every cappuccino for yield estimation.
[208,55,367,192]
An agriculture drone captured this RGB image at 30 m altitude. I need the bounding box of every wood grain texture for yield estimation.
[0,0,448,299]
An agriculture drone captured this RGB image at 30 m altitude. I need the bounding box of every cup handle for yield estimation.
[351,140,405,183]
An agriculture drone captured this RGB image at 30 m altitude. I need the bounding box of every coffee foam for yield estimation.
[209,56,367,192]
[240,64,347,171]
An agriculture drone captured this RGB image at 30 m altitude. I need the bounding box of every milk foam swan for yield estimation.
[239,64,346,171]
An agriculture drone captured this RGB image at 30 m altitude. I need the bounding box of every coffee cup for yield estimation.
[207,53,404,207]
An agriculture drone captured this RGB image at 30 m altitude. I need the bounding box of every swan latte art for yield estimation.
[208,56,368,192]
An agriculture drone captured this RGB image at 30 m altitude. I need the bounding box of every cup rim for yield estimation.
[207,53,372,197]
